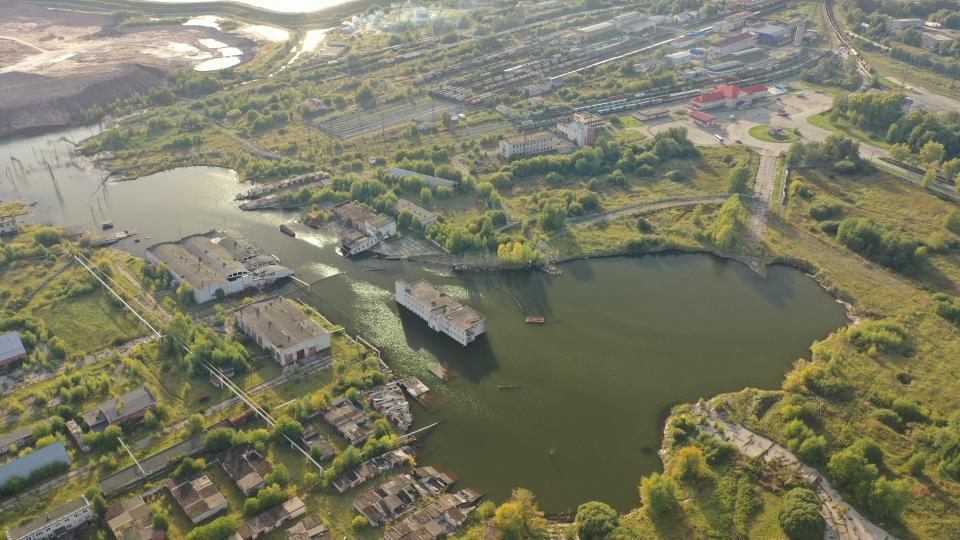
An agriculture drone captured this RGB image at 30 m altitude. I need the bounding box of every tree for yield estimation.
[204,427,236,454]
[888,143,913,163]
[639,472,677,518]
[923,165,939,187]
[942,158,960,181]
[866,477,912,520]
[778,488,825,540]
[672,446,712,483]
[356,83,376,108]
[272,416,304,441]
[188,414,205,435]
[727,165,751,193]
[185,516,237,540]
[492,489,549,540]
[920,140,946,165]
[575,501,619,540]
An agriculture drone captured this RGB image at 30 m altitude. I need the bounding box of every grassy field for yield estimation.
[807,111,890,149]
[748,125,800,143]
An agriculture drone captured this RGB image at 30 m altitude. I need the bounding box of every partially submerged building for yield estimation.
[147,230,293,304]
[81,387,157,432]
[220,444,273,496]
[164,475,229,525]
[5,497,94,540]
[235,298,330,366]
[395,280,486,346]
[332,202,397,256]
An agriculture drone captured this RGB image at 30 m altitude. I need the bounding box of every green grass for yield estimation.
[748,125,800,143]
[807,111,890,150]
[32,291,145,354]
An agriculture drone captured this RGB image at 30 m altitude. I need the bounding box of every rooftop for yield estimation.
[387,168,460,188]
[148,235,248,290]
[0,332,25,363]
[0,426,32,450]
[0,442,71,488]
[693,83,767,103]
[82,387,156,429]
[711,32,755,48]
[689,110,718,122]
[105,495,163,540]
[7,497,90,540]
[234,497,306,540]
[221,444,273,495]
[165,475,228,523]
[503,131,556,145]
[100,434,205,496]
[236,298,328,351]
[399,280,485,332]
[577,21,615,33]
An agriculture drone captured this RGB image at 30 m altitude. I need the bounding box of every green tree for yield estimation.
[639,472,677,518]
[185,516,237,540]
[671,446,712,483]
[356,83,376,108]
[575,501,619,540]
[866,477,912,521]
[778,488,825,540]
[204,427,236,454]
[272,416,304,441]
[920,140,946,165]
[187,413,205,435]
[727,165,751,193]
[888,143,912,163]
[492,489,549,540]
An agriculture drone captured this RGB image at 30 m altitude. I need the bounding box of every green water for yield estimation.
[0,127,847,511]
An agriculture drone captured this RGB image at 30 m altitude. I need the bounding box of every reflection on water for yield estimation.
[0,127,848,511]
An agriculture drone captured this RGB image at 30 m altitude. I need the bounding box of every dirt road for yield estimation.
[570,195,731,229]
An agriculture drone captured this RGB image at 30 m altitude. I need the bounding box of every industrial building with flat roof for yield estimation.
[332,202,397,255]
[0,332,26,367]
[5,497,94,540]
[0,442,71,490]
[395,280,486,346]
[147,230,293,304]
[236,298,330,366]
[498,132,558,159]
[395,199,437,226]
[0,426,33,456]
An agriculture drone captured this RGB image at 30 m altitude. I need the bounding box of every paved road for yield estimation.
[570,195,731,229]
[693,402,898,540]
[741,155,780,271]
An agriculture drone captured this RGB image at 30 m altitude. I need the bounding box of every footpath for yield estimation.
[692,401,898,540]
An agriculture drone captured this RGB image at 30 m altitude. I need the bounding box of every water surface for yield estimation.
[0,127,846,510]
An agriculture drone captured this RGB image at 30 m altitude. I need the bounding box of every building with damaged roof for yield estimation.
[395,280,486,346]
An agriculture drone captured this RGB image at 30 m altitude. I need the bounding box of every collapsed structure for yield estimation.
[395,280,486,346]
[332,202,397,255]
[147,230,293,304]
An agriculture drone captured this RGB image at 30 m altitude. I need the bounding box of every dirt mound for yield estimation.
[0,63,167,136]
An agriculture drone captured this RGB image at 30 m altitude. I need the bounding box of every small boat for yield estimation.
[280,224,296,237]
[101,221,114,230]
[525,316,545,324]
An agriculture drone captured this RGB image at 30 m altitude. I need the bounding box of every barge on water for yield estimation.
[279,224,296,237]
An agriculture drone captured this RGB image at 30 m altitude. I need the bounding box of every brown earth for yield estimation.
[0,2,258,137]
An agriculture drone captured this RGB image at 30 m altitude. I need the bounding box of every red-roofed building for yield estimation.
[689,111,720,127]
[689,84,767,111]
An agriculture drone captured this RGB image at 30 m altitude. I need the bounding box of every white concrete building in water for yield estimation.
[395,280,486,346]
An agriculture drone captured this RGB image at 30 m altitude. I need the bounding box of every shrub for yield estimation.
[671,447,712,484]
[575,501,619,540]
[778,488,825,540]
[845,319,907,355]
[808,202,843,221]
[639,473,676,518]
[873,409,903,431]
[836,217,921,273]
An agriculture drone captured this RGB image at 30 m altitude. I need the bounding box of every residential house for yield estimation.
[231,498,306,540]
[353,474,426,527]
[165,475,228,525]
[105,494,167,540]
[81,387,157,432]
[221,444,273,496]
[332,447,414,493]
[285,515,329,540]
[383,489,484,540]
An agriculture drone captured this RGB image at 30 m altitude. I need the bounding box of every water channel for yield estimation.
[0,126,848,511]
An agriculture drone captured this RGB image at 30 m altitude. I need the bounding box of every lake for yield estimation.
[0,127,847,511]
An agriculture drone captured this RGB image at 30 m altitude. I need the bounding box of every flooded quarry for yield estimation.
[0,127,848,511]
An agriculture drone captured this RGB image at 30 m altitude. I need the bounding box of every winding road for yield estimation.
[570,195,731,229]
